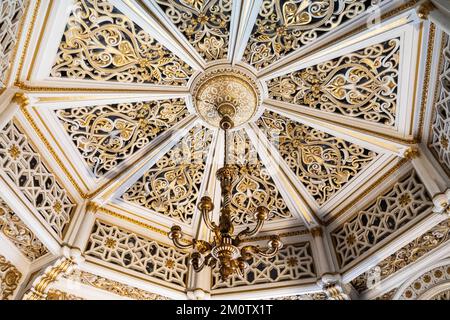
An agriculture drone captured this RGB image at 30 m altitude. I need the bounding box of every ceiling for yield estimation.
[0,0,449,300]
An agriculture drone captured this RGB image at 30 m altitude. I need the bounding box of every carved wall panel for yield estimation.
[267,38,399,126]
[122,126,213,225]
[242,0,378,69]
[332,170,433,268]
[85,220,189,288]
[212,242,316,289]
[155,0,232,61]
[430,34,450,176]
[0,254,22,300]
[351,219,450,292]
[400,264,450,300]
[0,197,48,261]
[51,0,193,85]
[269,292,327,300]
[228,129,292,224]
[0,121,76,239]
[55,99,188,178]
[0,0,27,87]
[46,289,84,300]
[65,269,170,300]
[374,288,397,300]
[431,289,450,300]
[257,110,377,204]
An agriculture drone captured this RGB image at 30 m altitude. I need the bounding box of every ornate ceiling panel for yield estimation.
[121,125,213,225]
[269,292,327,300]
[351,218,450,293]
[0,0,26,87]
[228,129,293,224]
[0,121,76,239]
[332,170,433,268]
[0,196,48,261]
[267,38,400,126]
[242,0,377,70]
[256,110,378,205]
[399,264,450,300]
[0,254,22,300]
[85,220,189,288]
[55,98,189,179]
[429,33,450,176]
[154,0,232,61]
[50,0,194,85]
[212,242,316,289]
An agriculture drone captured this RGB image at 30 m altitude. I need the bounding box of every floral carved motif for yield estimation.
[155,0,232,61]
[122,126,213,225]
[55,99,188,178]
[51,0,193,85]
[0,121,76,239]
[257,110,377,204]
[243,0,377,69]
[0,197,48,261]
[0,254,22,300]
[267,38,400,126]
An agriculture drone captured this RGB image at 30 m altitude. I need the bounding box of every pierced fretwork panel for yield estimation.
[228,129,292,224]
[154,0,232,61]
[51,0,194,85]
[55,99,188,178]
[212,243,316,289]
[0,121,76,239]
[256,110,377,205]
[0,0,26,87]
[0,196,48,261]
[430,34,450,176]
[0,254,22,300]
[242,0,379,70]
[332,170,433,268]
[121,126,213,225]
[85,220,189,288]
[267,38,400,126]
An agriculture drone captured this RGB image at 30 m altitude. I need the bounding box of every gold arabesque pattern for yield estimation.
[122,125,213,225]
[51,0,193,85]
[0,254,22,300]
[243,0,375,69]
[268,38,400,126]
[257,110,377,204]
[55,98,188,178]
[155,0,232,61]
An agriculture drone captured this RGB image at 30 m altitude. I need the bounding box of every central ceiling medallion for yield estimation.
[192,66,262,128]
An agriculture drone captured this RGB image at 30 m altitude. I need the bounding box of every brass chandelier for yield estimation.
[168,104,283,281]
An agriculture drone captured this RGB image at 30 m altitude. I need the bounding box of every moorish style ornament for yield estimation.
[0,254,22,300]
[51,0,193,85]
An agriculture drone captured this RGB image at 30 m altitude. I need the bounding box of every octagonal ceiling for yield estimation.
[1,0,450,301]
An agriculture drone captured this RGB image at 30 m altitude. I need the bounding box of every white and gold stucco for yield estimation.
[0,0,450,300]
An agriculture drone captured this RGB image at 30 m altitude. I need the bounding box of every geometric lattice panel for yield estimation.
[267,38,400,126]
[55,98,189,178]
[85,220,189,289]
[212,242,316,289]
[332,170,433,268]
[51,0,194,85]
[0,121,76,239]
[121,125,214,225]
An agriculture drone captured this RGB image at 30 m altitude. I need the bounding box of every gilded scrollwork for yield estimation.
[51,0,193,85]
[351,218,450,292]
[0,0,26,87]
[243,0,377,69]
[269,292,327,300]
[155,0,232,61]
[121,126,213,225]
[65,270,170,300]
[85,220,189,288]
[257,110,377,204]
[332,170,433,268]
[0,254,22,300]
[46,289,84,300]
[55,99,188,178]
[228,129,292,224]
[267,38,400,126]
[0,197,48,261]
[430,34,450,176]
[212,242,316,289]
[0,121,76,239]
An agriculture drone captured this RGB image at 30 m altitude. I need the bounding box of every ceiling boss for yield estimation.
[168,66,282,281]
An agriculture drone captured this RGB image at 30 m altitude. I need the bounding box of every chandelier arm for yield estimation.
[201,208,218,232]
[171,237,194,250]
[236,219,265,240]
